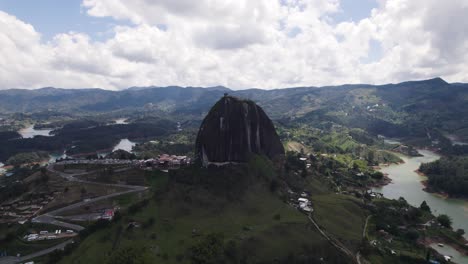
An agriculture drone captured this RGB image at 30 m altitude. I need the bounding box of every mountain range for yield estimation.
[1,77,468,140]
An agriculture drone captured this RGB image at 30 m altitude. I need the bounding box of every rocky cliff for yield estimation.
[196,95,284,165]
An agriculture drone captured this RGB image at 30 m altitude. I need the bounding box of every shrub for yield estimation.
[437,214,452,228]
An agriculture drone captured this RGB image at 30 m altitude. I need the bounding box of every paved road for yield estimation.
[0,240,74,264]
[0,164,148,263]
[32,164,147,229]
[32,215,85,231]
[56,213,102,222]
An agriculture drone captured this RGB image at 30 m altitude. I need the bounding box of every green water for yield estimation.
[372,149,468,263]
[373,149,468,238]
[112,138,136,152]
[18,125,52,138]
[430,243,468,264]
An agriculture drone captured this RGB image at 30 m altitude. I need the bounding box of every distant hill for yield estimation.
[1,78,467,139]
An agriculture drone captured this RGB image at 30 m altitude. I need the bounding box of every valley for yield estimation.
[1,79,468,263]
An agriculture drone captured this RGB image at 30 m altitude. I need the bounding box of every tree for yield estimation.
[437,214,452,228]
[456,229,465,238]
[190,233,225,264]
[397,197,408,208]
[419,201,431,213]
[367,150,376,165]
[405,229,420,241]
[371,171,384,180]
[107,246,151,264]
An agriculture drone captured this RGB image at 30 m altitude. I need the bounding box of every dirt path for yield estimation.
[307,214,357,263]
[356,215,372,264]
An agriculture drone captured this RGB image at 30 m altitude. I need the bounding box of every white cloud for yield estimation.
[0,0,468,90]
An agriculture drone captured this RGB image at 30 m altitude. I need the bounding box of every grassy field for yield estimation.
[57,169,353,264]
[285,141,311,154]
[310,194,367,252]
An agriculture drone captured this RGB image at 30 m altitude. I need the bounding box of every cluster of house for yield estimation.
[137,154,191,168]
[0,117,14,127]
[0,192,57,224]
[101,209,115,221]
[299,157,312,169]
[23,229,76,242]
[57,154,191,169]
[371,232,453,263]
[366,103,382,112]
[298,197,313,212]
[58,159,134,165]
[288,190,313,213]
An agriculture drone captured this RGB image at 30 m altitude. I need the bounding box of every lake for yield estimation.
[446,134,468,146]
[0,162,5,175]
[373,149,468,238]
[114,118,128,125]
[430,243,468,264]
[49,152,68,163]
[18,125,53,138]
[372,149,468,263]
[112,139,136,152]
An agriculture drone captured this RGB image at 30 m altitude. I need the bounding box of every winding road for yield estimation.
[307,214,357,263]
[0,163,148,264]
[0,240,75,264]
[307,213,372,264]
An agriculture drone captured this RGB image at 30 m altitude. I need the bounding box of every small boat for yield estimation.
[437,243,444,247]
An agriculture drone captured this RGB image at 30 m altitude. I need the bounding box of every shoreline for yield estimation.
[416,170,468,200]
[371,146,468,257]
[368,173,393,188]
[369,160,405,188]
[421,237,468,257]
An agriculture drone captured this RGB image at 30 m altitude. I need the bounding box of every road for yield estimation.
[32,164,147,229]
[0,163,148,263]
[0,240,74,264]
[357,215,372,264]
[307,214,357,263]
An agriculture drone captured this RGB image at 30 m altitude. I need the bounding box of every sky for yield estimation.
[0,0,467,90]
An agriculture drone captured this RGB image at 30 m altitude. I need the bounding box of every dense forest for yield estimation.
[0,120,176,162]
[419,156,468,197]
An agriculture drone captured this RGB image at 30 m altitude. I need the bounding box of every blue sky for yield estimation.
[0,0,465,90]
[333,0,377,22]
[0,0,124,41]
[0,0,377,42]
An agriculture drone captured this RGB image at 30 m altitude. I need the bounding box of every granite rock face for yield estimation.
[196,95,284,165]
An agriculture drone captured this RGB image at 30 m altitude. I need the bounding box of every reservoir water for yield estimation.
[114,118,128,125]
[49,152,68,163]
[430,243,468,264]
[446,134,468,146]
[0,162,5,175]
[373,149,468,238]
[372,149,468,263]
[112,139,136,152]
[18,125,53,138]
